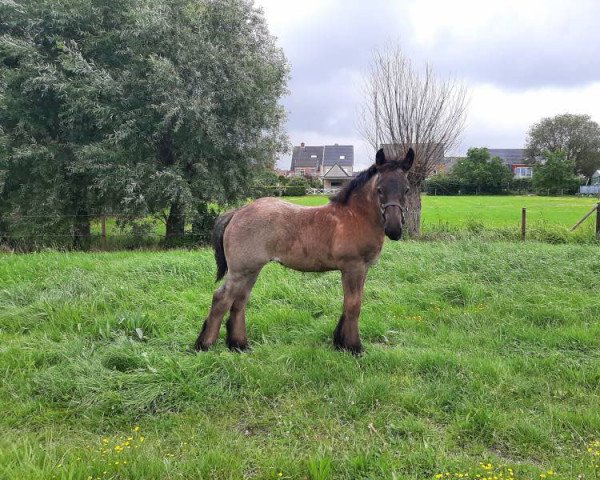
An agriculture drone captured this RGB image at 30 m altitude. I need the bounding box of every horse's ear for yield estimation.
[401,148,415,171]
[375,148,386,166]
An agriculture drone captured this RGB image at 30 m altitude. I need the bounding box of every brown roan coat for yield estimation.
[195,147,414,354]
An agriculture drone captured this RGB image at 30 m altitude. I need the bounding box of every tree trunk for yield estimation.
[165,200,185,239]
[71,175,91,249]
[73,213,91,249]
[404,185,422,238]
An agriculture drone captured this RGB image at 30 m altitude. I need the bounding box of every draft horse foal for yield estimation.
[195,147,414,354]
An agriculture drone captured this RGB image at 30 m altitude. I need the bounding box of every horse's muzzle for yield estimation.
[384,226,402,241]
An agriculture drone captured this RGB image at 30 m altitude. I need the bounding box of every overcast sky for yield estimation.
[255,0,600,170]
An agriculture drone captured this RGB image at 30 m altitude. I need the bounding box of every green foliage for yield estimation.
[1,243,600,478]
[284,176,309,196]
[532,151,580,195]
[508,177,533,194]
[424,174,463,195]
[288,195,599,244]
[526,113,600,179]
[250,169,284,198]
[0,0,288,245]
[451,148,513,194]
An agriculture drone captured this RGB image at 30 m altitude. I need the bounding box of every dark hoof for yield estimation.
[333,338,363,356]
[227,339,249,352]
[194,335,211,352]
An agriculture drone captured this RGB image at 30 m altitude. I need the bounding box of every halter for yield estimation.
[380,201,407,224]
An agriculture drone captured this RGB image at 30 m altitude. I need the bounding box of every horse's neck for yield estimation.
[347,181,382,227]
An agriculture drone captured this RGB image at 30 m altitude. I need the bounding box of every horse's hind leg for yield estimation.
[225,271,260,351]
[194,271,259,351]
[194,280,233,351]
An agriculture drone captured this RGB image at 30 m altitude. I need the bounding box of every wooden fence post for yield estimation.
[101,215,107,250]
[596,203,600,239]
[521,207,526,241]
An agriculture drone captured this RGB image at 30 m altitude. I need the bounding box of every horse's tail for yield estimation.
[212,210,236,282]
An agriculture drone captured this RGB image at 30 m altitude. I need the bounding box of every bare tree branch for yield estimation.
[358,44,469,235]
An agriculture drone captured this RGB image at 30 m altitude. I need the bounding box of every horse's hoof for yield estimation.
[194,337,211,352]
[333,340,363,356]
[227,339,249,352]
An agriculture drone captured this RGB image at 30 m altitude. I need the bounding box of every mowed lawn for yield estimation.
[286,195,598,231]
[1,242,600,480]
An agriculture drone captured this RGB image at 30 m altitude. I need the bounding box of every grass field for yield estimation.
[286,195,598,230]
[1,241,600,479]
[79,196,599,250]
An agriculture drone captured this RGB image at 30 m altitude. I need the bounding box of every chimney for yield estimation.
[300,142,305,148]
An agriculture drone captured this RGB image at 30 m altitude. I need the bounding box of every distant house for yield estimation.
[323,145,354,176]
[321,145,355,189]
[487,149,532,178]
[290,142,355,189]
[290,143,324,177]
[322,164,353,190]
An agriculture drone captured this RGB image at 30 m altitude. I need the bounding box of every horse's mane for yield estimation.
[329,161,404,205]
[329,166,377,204]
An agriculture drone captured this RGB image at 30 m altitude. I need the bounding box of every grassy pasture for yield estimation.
[287,195,599,235]
[12,196,593,250]
[1,241,600,479]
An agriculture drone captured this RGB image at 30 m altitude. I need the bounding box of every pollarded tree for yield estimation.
[525,113,600,180]
[359,45,468,236]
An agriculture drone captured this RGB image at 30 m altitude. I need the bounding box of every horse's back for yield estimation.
[223,197,338,272]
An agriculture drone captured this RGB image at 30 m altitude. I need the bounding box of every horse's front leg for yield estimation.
[333,267,366,355]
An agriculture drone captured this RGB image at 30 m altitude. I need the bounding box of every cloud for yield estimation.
[255,0,600,169]
[407,0,600,89]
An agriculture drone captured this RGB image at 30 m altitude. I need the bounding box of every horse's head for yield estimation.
[374,147,414,241]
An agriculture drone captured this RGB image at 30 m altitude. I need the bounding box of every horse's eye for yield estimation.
[377,187,382,194]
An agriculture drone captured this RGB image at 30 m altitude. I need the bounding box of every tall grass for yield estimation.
[1,241,599,478]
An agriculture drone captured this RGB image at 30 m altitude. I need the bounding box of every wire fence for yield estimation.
[1,201,599,251]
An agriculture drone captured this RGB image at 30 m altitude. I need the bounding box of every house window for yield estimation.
[297,168,305,176]
[514,167,532,178]
[310,154,317,158]
[339,155,345,160]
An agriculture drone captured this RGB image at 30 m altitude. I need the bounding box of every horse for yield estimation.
[194,147,414,354]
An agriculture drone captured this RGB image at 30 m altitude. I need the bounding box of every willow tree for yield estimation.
[0,0,121,247]
[106,0,289,238]
[0,0,288,245]
[360,45,468,236]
